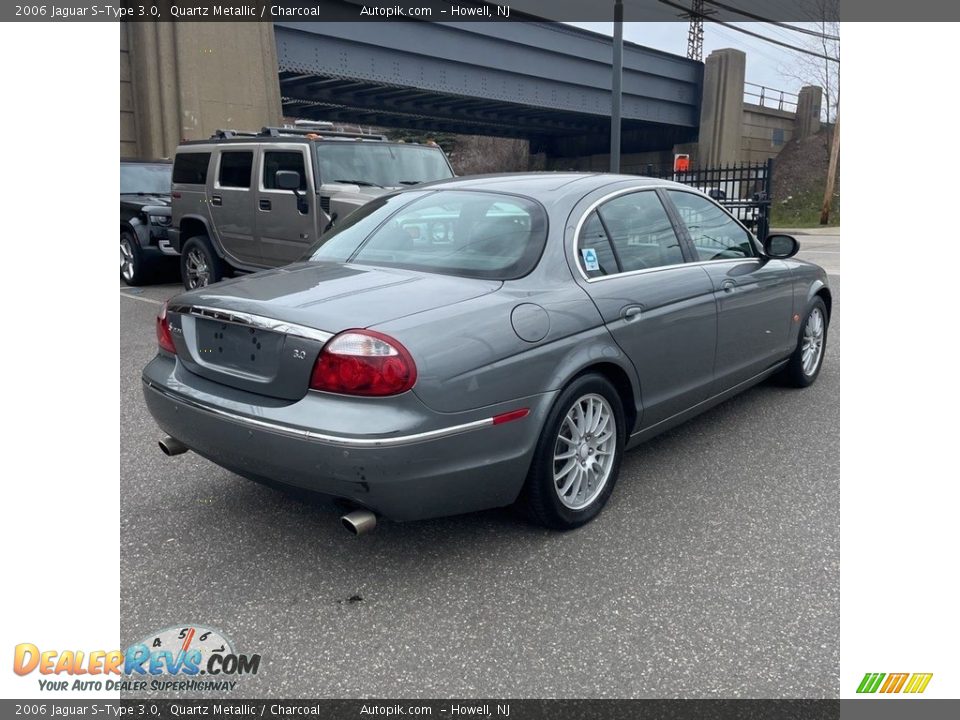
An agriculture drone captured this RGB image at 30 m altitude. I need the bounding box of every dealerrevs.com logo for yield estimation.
[856,672,933,694]
[13,625,261,692]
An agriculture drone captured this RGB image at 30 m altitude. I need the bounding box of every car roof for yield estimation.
[412,172,682,202]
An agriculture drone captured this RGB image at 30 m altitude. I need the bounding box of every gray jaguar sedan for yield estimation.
[143,173,830,533]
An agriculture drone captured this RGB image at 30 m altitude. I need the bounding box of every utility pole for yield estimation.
[686,0,705,61]
[820,108,840,225]
[610,0,623,173]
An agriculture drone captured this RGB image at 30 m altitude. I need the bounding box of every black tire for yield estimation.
[180,235,224,290]
[519,373,626,530]
[120,230,150,286]
[780,297,829,388]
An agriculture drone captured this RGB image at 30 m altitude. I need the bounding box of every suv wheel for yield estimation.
[120,230,149,286]
[181,235,223,290]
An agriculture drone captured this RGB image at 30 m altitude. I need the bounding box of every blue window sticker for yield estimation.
[581,247,600,272]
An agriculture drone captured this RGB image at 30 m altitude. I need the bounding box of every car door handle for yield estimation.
[210,195,222,206]
[259,199,272,211]
[720,279,737,293]
[620,305,643,321]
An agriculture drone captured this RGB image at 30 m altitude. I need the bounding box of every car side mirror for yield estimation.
[763,234,799,259]
[275,170,301,192]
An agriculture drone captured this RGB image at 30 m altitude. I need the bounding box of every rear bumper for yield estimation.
[142,355,554,521]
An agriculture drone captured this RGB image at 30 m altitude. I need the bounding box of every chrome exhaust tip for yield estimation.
[341,510,377,536]
[158,436,189,456]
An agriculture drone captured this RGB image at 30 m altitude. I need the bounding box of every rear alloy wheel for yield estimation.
[780,297,828,387]
[553,394,617,511]
[520,374,625,530]
[180,235,223,290]
[120,230,147,286]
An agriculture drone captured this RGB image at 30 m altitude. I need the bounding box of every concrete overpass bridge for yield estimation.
[122,10,702,161]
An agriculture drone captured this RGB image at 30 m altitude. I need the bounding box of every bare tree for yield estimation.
[779,0,840,123]
[449,135,533,176]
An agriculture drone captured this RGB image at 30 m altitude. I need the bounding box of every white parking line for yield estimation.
[120,291,162,305]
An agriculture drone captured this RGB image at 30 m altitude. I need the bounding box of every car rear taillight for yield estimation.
[156,301,177,354]
[310,330,417,396]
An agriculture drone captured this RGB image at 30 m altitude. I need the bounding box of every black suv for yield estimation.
[120,159,176,285]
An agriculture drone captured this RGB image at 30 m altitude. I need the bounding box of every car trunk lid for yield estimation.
[166,262,500,400]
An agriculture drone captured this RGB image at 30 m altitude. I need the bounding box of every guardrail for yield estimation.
[744,82,798,113]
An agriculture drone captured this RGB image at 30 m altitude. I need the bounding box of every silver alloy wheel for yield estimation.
[553,393,617,510]
[184,247,210,289]
[801,307,825,376]
[120,237,135,282]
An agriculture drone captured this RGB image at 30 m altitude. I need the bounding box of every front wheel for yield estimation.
[120,230,149,286]
[780,297,828,387]
[519,374,626,530]
[180,235,223,290]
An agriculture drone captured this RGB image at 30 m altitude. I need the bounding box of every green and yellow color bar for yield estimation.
[857,672,933,694]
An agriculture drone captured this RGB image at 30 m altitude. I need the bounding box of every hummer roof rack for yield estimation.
[210,126,388,141]
[211,129,259,139]
[259,126,388,141]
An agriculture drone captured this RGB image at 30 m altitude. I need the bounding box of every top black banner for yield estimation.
[2,0,938,23]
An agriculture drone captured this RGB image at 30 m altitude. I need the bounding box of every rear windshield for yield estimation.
[316,143,453,188]
[121,163,171,194]
[309,190,548,280]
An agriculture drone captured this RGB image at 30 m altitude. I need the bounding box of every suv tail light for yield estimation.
[156,301,177,354]
[310,330,417,396]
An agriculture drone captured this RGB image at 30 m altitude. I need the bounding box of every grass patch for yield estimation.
[771,183,840,228]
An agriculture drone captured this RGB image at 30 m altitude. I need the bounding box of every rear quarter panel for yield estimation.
[373,283,638,415]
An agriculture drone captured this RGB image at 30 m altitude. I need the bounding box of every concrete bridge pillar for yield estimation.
[124,22,282,158]
[795,85,823,139]
[698,48,745,167]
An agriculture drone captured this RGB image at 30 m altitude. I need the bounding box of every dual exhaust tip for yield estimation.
[157,436,377,535]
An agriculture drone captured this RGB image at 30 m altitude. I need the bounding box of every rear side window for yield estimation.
[576,212,618,279]
[575,191,683,277]
[217,151,253,189]
[172,152,211,185]
[598,192,683,272]
[263,151,307,190]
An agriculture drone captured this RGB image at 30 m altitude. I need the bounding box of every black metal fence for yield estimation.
[637,159,774,240]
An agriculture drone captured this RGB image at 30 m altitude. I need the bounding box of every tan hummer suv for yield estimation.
[169,125,454,289]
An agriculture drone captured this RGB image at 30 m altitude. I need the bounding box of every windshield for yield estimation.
[310,190,548,280]
[121,163,172,194]
[316,143,453,188]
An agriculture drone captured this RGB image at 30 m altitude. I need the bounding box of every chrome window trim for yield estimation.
[167,304,334,344]
[571,184,760,284]
[144,380,495,448]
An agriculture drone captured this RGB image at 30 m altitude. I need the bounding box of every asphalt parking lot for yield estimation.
[779,227,841,275]
[120,261,840,698]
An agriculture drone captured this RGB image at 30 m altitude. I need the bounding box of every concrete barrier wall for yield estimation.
[119,21,282,160]
[741,104,795,164]
[120,24,138,158]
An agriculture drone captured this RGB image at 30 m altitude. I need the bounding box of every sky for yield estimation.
[567,22,829,96]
